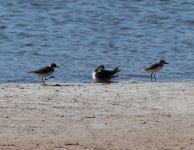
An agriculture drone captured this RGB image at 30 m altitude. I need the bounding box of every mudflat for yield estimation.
[0,82,194,150]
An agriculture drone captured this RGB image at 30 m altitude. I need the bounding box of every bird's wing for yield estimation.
[31,66,54,74]
[145,63,161,70]
[96,69,118,79]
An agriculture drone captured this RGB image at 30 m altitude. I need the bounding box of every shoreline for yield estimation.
[0,82,194,149]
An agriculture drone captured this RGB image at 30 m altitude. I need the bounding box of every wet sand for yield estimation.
[0,82,194,150]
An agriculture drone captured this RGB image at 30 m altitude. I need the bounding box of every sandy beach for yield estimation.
[0,81,194,150]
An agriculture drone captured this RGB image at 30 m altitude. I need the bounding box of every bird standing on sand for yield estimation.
[143,60,168,82]
[28,63,59,84]
[92,65,121,83]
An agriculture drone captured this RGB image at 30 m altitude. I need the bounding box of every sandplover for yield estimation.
[143,59,168,82]
[92,65,121,83]
[28,63,59,84]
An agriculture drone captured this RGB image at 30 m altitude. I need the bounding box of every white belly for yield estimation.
[146,66,162,73]
[35,71,54,78]
[92,71,96,80]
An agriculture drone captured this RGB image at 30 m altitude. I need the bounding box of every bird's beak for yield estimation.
[165,62,168,64]
[56,66,60,68]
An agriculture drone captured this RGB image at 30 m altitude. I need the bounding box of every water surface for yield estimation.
[0,0,194,83]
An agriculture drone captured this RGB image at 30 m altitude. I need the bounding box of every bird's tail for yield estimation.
[112,75,119,78]
[140,69,146,73]
[113,67,121,73]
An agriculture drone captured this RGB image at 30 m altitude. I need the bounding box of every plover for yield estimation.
[92,65,121,83]
[143,59,168,82]
[28,63,59,84]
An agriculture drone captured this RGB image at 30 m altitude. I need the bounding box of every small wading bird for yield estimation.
[143,59,168,82]
[92,65,121,83]
[28,63,59,84]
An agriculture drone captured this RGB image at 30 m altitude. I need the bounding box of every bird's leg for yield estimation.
[42,78,45,85]
[151,72,153,82]
[45,76,55,80]
[154,73,157,82]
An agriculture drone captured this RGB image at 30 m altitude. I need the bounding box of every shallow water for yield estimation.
[0,0,194,83]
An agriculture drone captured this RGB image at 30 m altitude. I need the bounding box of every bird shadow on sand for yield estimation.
[42,83,83,87]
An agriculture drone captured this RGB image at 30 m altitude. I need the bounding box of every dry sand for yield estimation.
[0,81,194,150]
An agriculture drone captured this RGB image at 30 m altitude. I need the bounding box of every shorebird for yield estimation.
[28,63,59,84]
[92,65,121,83]
[143,59,168,82]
